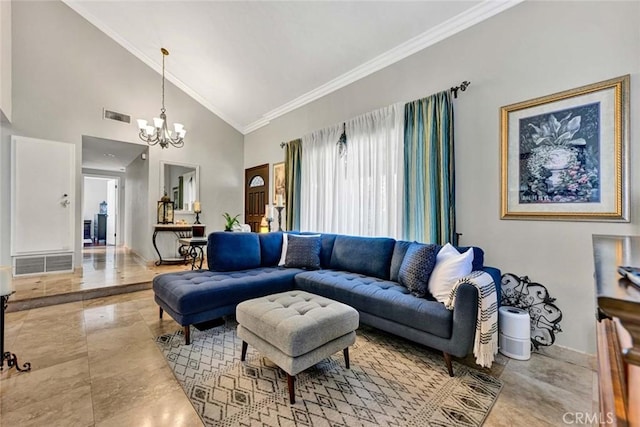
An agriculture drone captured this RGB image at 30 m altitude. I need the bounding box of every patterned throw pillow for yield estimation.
[398,243,440,297]
[284,234,322,270]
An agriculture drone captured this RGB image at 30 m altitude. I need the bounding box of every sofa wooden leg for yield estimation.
[184,325,191,345]
[343,348,350,369]
[241,341,248,361]
[287,374,296,404]
[443,352,454,377]
[159,307,163,319]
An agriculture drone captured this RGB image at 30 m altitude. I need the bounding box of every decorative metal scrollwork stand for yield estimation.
[1,294,31,373]
[500,273,563,350]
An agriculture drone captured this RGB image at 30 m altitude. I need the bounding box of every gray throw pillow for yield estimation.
[398,243,440,297]
[284,234,321,270]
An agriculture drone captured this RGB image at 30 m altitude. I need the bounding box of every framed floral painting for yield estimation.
[500,75,629,221]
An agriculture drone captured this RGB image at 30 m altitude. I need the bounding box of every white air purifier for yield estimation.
[498,306,531,360]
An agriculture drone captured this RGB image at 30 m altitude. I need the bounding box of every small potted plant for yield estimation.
[222,213,240,231]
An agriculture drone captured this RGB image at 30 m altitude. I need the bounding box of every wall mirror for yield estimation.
[160,161,200,212]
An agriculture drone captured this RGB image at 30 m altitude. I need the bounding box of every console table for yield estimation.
[592,235,640,426]
[152,224,193,266]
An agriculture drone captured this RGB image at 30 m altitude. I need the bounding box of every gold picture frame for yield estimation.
[273,161,285,205]
[500,75,629,221]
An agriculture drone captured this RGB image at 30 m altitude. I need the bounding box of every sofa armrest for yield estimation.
[449,282,479,356]
[448,267,501,357]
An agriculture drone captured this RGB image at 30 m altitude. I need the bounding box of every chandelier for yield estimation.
[137,48,186,149]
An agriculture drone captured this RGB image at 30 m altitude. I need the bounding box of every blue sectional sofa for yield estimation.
[153,231,501,375]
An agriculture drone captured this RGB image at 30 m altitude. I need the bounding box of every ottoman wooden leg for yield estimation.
[287,374,295,404]
[159,307,163,319]
[241,341,248,361]
[184,325,191,345]
[343,348,350,369]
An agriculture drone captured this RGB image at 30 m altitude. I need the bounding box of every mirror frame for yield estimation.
[159,160,200,213]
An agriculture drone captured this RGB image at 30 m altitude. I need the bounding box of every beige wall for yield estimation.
[3,0,244,264]
[0,0,11,122]
[244,1,640,353]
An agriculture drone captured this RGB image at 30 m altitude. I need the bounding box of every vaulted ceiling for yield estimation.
[64,1,521,134]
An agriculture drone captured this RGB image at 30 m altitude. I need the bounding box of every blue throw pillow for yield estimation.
[285,234,321,270]
[398,243,440,297]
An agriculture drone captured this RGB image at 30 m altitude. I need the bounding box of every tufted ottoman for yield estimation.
[236,290,359,404]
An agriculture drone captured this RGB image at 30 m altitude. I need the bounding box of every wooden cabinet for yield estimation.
[593,235,640,426]
[94,214,107,244]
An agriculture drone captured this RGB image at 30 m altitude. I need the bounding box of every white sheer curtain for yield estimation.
[300,103,403,238]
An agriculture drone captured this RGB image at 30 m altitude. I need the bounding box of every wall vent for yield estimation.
[103,109,131,124]
[13,253,74,276]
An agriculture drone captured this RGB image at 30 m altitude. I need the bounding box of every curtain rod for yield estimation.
[450,81,471,98]
[279,81,471,148]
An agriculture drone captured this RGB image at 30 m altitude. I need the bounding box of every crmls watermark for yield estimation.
[562,412,614,424]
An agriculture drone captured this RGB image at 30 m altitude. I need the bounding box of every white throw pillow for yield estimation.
[278,233,289,266]
[427,243,474,304]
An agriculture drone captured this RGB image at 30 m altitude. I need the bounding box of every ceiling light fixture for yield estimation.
[137,48,186,149]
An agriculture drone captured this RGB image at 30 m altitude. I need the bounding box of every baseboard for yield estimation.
[535,344,596,371]
[124,247,151,266]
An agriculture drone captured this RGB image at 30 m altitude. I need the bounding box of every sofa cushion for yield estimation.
[318,233,338,268]
[153,267,302,317]
[329,235,396,280]
[390,240,412,282]
[208,232,261,272]
[259,232,284,267]
[457,246,484,271]
[285,234,321,270]
[294,270,452,339]
[428,244,474,304]
[398,243,440,297]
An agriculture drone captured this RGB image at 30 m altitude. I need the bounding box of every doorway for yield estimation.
[83,175,119,246]
[245,164,269,232]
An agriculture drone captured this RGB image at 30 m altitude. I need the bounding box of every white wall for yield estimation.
[244,1,640,353]
[4,0,244,265]
[83,177,108,221]
[125,154,148,258]
[0,0,11,122]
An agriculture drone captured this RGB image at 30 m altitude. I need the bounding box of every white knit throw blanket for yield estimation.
[445,270,498,368]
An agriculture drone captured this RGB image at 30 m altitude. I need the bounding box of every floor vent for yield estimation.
[13,253,74,276]
[103,109,131,124]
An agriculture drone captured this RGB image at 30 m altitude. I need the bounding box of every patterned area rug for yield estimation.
[156,320,502,426]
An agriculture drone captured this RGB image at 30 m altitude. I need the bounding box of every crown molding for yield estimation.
[62,0,245,134]
[63,0,523,136]
[243,0,524,134]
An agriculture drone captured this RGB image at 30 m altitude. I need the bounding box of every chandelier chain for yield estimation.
[161,51,166,113]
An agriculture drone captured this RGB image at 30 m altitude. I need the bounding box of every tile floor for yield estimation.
[1,289,597,426]
[1,247,597,426]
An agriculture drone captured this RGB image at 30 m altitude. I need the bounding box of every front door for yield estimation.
[244,164,269,232]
